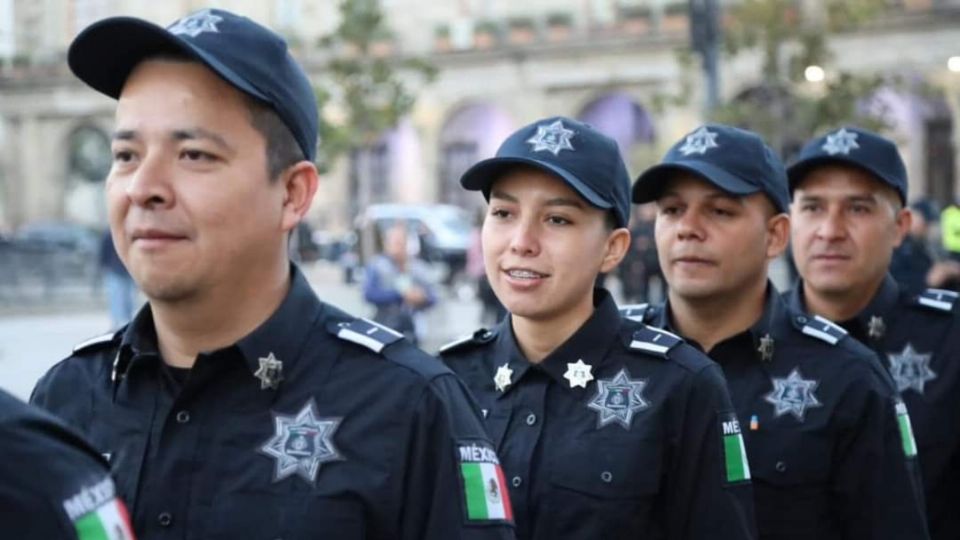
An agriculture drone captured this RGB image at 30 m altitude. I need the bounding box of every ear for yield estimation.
[279,160,320,233]
[892,205,912,248]
[765,213,790,260]
[599,227,631,274]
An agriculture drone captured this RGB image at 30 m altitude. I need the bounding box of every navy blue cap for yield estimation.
[459,116,632,228]
[67,8,318,162]
[787,127,907,205]
[632,124,790,213]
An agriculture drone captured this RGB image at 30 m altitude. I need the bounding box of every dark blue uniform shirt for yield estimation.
[440,289,757,540]
[788,275,959,540]
[30,266,515,540]
[0,388,135,539]
[628,287,929,540]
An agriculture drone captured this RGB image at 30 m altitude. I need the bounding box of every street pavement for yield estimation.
[0,262,482,400]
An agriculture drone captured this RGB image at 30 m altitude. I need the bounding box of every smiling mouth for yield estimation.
[504,268,549,279]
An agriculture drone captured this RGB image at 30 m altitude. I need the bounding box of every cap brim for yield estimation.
[787,156,906,204]
[68,17,268,103]
[632,161,759,204]
[460,157,613,210]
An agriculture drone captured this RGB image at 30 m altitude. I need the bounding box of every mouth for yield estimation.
[130,228,188,245]
[672,256,716,266]
[502,267,550,280]
[811,253,851,262]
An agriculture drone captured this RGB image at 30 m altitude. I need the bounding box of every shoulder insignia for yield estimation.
[438,328,496,355]
[73,330,120,354]
[619,303,652,323]
[915,288,958,313]
[629,325,683,358]
[797,314,847,345]
[331,318,404,354]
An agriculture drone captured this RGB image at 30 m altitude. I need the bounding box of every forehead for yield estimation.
[489,167,583,202]
[117,59,249,116]
[658,172,733,200]
[793,164,885,196]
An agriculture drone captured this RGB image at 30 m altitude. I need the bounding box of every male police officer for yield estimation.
[786,126,959,539]
[629,124,929,539]
[1,388,136,540]
[30,9,513,539]
[440,117,757,539]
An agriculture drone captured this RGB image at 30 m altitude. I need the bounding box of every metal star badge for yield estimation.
[757,334,775,362]
[821,128,859,155]
[493,363,514,393]
[678,126,719,156]
[168,9,223,38]
[887,343,936,394]
[526,120,575,156]
[254,352,284,390]
[563,359,594,389]
[764,367,822,421]
[867,315,886,340]
[587,368,649,429]
[259,399,342,484]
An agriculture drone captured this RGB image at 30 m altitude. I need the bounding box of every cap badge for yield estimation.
[526,120,575,156]
[168,9,223,38]
[821,128,860,155]
[563,359,594,389]
[678,126,720,156]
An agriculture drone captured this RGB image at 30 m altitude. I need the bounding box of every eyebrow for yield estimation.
[489,189,586,209]
[112,127,234,154]
[796,193,878,205]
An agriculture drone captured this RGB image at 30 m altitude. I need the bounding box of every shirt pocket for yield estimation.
[206,492,365,540]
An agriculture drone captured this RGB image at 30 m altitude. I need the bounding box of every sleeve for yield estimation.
[666,363,757,540]
[362,258,404,306]
[832,365,930,540]
[398,375,515,540]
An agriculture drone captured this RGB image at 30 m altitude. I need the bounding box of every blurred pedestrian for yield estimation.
[467,209,506,325]
[889,199,936,295]
[98,229,138,329]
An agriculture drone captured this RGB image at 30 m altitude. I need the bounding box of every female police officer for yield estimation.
[440,116,756,540]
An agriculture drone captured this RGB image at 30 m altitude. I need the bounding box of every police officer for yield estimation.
[1,388,136,540]
[29,9,513,539]
[629,124,929,539]
[786,126,959,539]
[440,116,757,539]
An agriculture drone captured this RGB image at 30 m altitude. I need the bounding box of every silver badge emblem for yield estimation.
[888,343,936,394]
[867,316,886,340]
[678,126,719,156]
[821,128,860,155]
[587,368,649,429]
[526,120,576,156]
[764,367,822,421]
[254,352,284,390]
[757,334,775,362]
[260,399,342,484]
[168,9,223,38]
[493,363,514,393]
[564,359,594,389]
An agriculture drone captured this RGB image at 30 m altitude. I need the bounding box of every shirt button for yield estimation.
[175,410,191,424]
[157,512,173,527]
[601,471,613,483]
[775,461,787,473]
[511,476,522,488]
[525,413,537,426]
[797,316,808,325]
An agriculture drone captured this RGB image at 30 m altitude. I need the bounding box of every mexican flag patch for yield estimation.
[63,477,136,540]
[895,400,918,458]
[458,442,513,523]
[719,412,751,484]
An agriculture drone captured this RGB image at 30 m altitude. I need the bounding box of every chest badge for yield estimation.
[587,368,649,429]
[868,316,886,340]
[493,363,514,393]
[757,334,775,362]
[887,343,936,394]
[254,352,284,390]
[764,367,822,421]
[564,359,594,388]
[260,399,343,484]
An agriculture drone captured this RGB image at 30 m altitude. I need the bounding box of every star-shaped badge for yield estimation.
[821,128,859,155]
[563,359,594,389]
[867,315,886,340]
[526,120,575,156]
[678,126,719,156]
[887,343,936,394]
[259,399,342,484]
[168,9,223,38]
[493,363,514,393]
[757,334,775,362]
[587,368,649,429]
[254,352,284,390]
[764,367,822,421]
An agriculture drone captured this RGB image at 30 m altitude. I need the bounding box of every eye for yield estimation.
[112,150,136,163]
[180,149,217,162]
[850,204,872,215]
[489,207,510,219]
[659,204,681,216]
[799,203,821,213]
[712,207,735,217]
[546,215,572,226]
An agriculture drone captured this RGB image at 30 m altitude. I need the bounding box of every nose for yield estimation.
[508,217,540,257]
[125,152,174,209]
[816,207,847,241]
[674,208,705,241]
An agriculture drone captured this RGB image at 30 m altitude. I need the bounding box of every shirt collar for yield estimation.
[788,274,899,340]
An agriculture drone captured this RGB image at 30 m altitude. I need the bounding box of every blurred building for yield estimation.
[0,0,959,232]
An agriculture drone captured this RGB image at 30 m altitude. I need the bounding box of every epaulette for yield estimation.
[795,314,847,345]
[619,303,652,323]
[915,288,958,314]
[628,325,683,359]
[438,328,496,355]
[73,330,121,354]
[329,318,404,353]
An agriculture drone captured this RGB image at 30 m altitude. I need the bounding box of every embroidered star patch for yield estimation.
[678,126,719,156]
[168,9,223,38]
[764,367,822,421]
[587,368,649,429]
[888,343,936,394]
[493,363,513,393]
[526,120,575,156]
[260,399,342,484]
[821,128,859,155]
[563,359,594,388]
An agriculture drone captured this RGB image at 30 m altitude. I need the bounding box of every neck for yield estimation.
[511,294,595,364]
[669,278,767,353]
[801,275,884,322]
[150,260,291,368]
